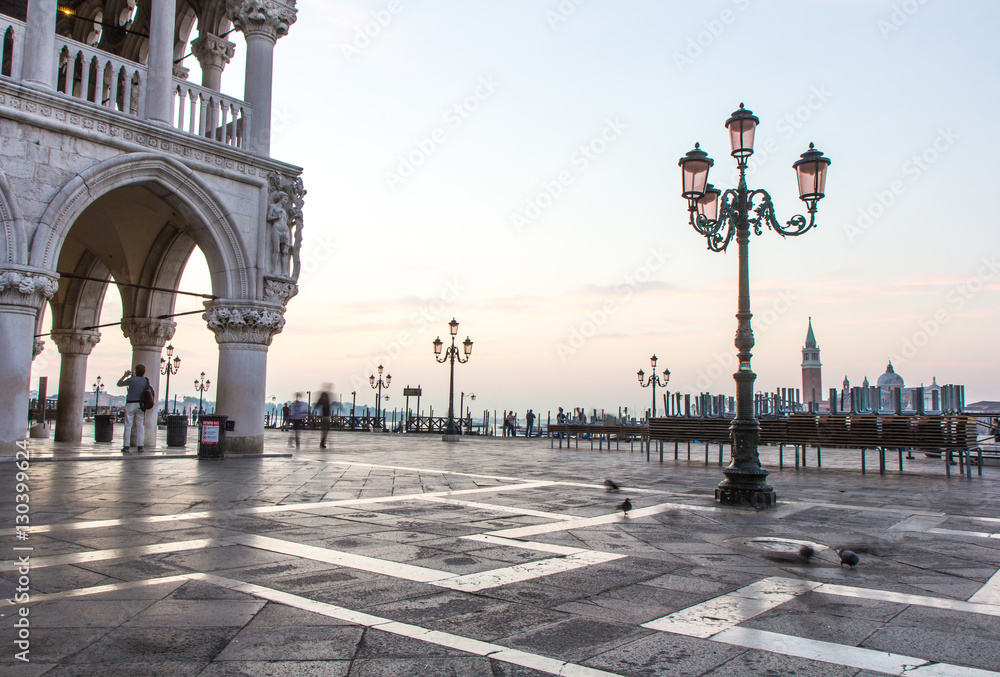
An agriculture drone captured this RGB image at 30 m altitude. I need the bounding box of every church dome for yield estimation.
[877,361,904,388]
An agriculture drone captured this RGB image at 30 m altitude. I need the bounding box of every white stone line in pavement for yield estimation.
[712,626,1000,677]
[24,575,192,603]
[416,495,578,521]
[192,573,627,677]
[486,503,700,539]
[784,500,946,518]
[968,568,1000,605]
[0,539,233,571]
[462,534,589,556]
[0,481,557,537]
[225,533,624,592]
[817,582,1000,617]
[437,551,625,592]
[927,527,1000,540]
[642,576,822,638]
[887,515,949,533]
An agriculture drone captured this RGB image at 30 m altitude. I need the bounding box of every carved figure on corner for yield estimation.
[268,190,292,277]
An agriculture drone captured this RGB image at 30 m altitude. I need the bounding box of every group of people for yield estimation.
[282,386,334,449]
[502,409,537,437]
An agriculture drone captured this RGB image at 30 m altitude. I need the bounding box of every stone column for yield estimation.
[121,318,176,449]
[226,0,298,154]
[144,0,178,124]
[22,0,57,89]
[191,33,236,91]
[0,266,59,456]
[204,300,285,453]
[50,330,101,443]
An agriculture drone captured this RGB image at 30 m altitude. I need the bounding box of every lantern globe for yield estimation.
[678,143,714,200]
[725,103,759,159]
[793,142,831,203]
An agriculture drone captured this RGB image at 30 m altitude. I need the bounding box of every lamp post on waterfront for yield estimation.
[369,366,391,430]
[460,392,476,434]
[92,376,104,415]
[637,356,669,419]
[433,318,473,442]
[678,103,831,508]
[160,344,181,415]
[194,372,211,422]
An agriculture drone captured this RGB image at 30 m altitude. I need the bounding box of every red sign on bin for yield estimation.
[201,419,221,444]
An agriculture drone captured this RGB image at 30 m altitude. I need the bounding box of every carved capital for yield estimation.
[204,300,285,346]
[33,339,45,361]
[191,34,237,71]
[173,64,190,80]
[0,266,59,310]
[226,0,298,41]
[50,330,101,356]
[262,276,298,307]
[121,318,177,349]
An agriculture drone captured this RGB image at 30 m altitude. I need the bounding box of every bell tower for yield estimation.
[801,317,822,405]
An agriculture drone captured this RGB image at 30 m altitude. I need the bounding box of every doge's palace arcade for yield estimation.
[0,0,304,454]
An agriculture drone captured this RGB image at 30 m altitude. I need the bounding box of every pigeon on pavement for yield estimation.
[798,545,815,562]
[616,498,632,516]
[603,479,621,492]
[835,548,860,568]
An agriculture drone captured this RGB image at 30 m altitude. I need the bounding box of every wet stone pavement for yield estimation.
[2,429,999,676]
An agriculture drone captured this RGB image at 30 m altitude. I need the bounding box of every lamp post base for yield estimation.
[715,479,776,508]
[442,433,461,443]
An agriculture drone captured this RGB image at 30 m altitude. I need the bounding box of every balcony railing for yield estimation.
[1,15,252,150]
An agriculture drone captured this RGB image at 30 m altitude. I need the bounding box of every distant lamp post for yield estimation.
[194,372,211,422]
[369,365,391,429]
[637,355,670,418]
[92,376,105,415]
[433,318,473,442]
[160,344,181,415]
[678,103,831,508]
[460,391,476,433]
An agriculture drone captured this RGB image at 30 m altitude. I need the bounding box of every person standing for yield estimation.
[525,409,535,437]
[506,410,517,437]
[316,385,332,449]
[281,402,291,431]
[117,364,149,453]
[289,393,307,449]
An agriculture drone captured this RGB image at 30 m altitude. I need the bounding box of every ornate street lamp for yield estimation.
[160,344,181,415]
[92,376,105,415]
[678,103,831,508]
[369,365,391,430]
[460,391,476,434]
[433,318,473,442]
[637,355,670,419]
[194,372,211,422]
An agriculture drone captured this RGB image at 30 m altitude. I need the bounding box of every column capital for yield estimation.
[204,300,285,348]
[121,318,177,349]
[33,340,45,361]
[50,330,101,356]
[191,33,237,71]
[226,0,298,42]
[0,265,59,311]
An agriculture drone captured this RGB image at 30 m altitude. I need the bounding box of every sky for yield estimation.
[32,0,1000,419]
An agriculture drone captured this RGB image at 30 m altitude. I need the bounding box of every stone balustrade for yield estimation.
[54,34,147,116]
[173,79,252,150]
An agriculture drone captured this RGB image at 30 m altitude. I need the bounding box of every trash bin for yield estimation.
[198,415,228,459]
[166,414,188,447]
[95,414,115,443]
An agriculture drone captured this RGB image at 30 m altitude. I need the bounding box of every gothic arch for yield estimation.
[30,152,252,301]
[0,170,27,265]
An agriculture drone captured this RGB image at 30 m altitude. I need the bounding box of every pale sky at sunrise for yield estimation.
[32,0,1000,418]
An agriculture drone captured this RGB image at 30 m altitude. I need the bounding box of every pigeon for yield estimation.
[798,545,815,563]
[835,548,860,568]
[616,498,632,516]
[603,479,621,492]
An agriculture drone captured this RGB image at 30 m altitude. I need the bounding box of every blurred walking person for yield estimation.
[316,385,332,449]
[289,393,307,449]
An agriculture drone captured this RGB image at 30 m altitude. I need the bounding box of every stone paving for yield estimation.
[2,428,999,676]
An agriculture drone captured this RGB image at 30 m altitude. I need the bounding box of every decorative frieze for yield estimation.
[0,266,59,310]
[120,318,177,348]
[50,330,101,356]
[226,0,298,41]
[204,301,285,347]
